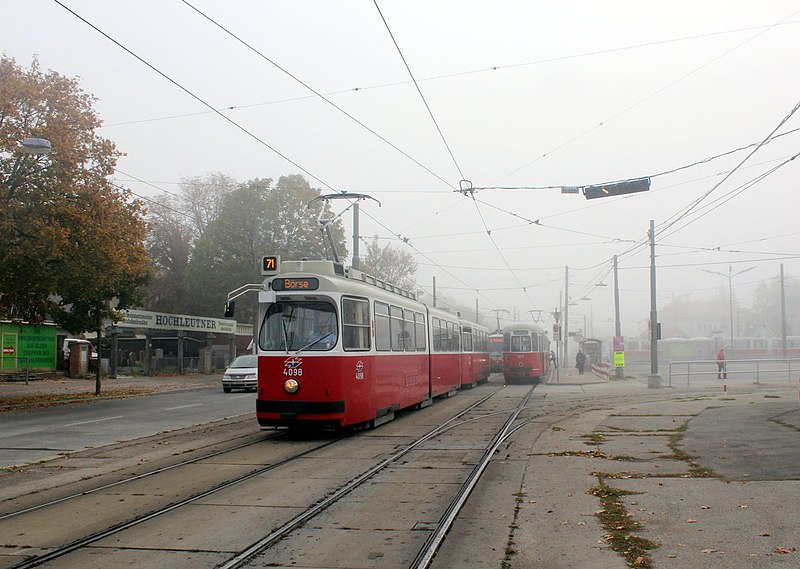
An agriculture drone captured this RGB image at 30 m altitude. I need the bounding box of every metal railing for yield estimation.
[668,358,800,387]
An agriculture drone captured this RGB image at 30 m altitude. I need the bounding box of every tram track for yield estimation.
[0,382,508,569]
[219,385,509,569]
[1,422,346,569]
[0,433,280,523]
[1,381,678,569]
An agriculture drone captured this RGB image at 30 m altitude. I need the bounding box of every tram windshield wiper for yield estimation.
[295,335,334,354]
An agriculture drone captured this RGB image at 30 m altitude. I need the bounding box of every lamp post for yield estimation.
[702,265,756,359]
[20,138,53,155]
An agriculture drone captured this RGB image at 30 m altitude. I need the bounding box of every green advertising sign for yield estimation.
[613,351,625,368]
[0,323,57,370]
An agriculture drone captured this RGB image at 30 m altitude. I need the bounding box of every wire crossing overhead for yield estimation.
[583,177,651,199]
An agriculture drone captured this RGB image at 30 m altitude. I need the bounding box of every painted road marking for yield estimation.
[164,404,203,411]
[65,416,124,427]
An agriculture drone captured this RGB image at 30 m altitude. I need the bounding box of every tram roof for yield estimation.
[501,322,547,334]
[275,259,418,301]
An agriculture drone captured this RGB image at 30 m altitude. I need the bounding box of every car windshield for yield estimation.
[229,355,258,369]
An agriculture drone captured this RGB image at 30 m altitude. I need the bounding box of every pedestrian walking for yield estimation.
[576,349,586,375]
[716,347,726,379]
[550,350,557,368]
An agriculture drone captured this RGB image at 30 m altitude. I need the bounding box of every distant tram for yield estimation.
[502,322,551,383]
[488,332,503,372]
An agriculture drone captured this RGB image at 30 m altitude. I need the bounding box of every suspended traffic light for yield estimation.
[583,177,651,199]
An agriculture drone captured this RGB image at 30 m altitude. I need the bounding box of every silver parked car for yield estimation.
[222,354,258,393]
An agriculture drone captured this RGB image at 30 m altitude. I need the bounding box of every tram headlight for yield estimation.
[284,378,300,394]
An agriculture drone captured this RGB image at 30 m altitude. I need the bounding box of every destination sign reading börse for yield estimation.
[272,278,320,291]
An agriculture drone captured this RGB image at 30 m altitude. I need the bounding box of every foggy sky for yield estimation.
[4,1,799,338]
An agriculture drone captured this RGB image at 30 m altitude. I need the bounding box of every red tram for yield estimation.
[250,258,489,429]
[459,319,490,388]
[488,332,503,372]
[502,322,551,383]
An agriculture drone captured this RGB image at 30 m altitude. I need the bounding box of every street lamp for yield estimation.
[20,138,52,155]
[702,265,756,358]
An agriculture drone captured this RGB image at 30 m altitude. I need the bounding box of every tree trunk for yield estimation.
[95,315,102,396]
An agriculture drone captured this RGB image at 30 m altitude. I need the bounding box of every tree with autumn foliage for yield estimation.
[0,56,151,342]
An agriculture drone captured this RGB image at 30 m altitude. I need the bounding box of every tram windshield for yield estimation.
[259,300,338,352]
[504,332,532,352]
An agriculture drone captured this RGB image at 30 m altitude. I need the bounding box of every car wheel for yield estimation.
[223,386,232,393]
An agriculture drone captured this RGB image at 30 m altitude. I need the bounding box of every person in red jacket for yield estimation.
[716,347,726,379]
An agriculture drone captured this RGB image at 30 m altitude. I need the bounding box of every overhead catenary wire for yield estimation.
[99,21,800,130]
[52,0,336,193]
[179,0,456,191]
[373,0,466,182]
[490,9,800,184]
[48,2,799,320]
[659,148,800,240]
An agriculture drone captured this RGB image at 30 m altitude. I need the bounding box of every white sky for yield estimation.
[4,1,800,338]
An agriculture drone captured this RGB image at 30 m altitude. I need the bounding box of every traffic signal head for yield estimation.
[583,177,650,199]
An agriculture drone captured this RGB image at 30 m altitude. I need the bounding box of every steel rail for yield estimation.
[218,386,506,569]
[9,436,344,569]
[0,430,278,522]
[410,384,538,568]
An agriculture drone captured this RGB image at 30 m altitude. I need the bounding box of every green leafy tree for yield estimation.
[142,173,237,314]
[0,56,151,390]
[185,175,347,323]
[178,172,238,241]
[142,194,194,314]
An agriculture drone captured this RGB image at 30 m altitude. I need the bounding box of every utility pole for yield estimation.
[613,254,624,379]
[564,266,570,370]
[648,220,661,388]
[781,263,787,358]
[702,264,756,360]
[352,202,360,269]
[490,308,510,332]
[552,307,561,383]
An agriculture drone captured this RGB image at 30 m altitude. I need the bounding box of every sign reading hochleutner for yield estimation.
[116,310,237,334]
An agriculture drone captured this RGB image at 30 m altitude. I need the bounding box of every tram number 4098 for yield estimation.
[283,368,303,377]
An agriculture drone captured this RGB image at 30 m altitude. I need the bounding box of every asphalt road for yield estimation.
[0,388,257,469]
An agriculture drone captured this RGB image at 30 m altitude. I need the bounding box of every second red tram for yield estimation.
[502,322,551,383]
[251,258,489,429]
[488,333,503,372]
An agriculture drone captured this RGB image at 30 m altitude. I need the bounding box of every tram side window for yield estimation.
[450,322,461,352]
[390,306,404,351]
[476,330,486,352]
[414,312,426,351]
[433,318,443,352]
[503,333,511,352]
[342,297,370,351]
[375,301,391,351]
[462,327,473,352]
[443,321,452,352]
[403,309,416,351]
